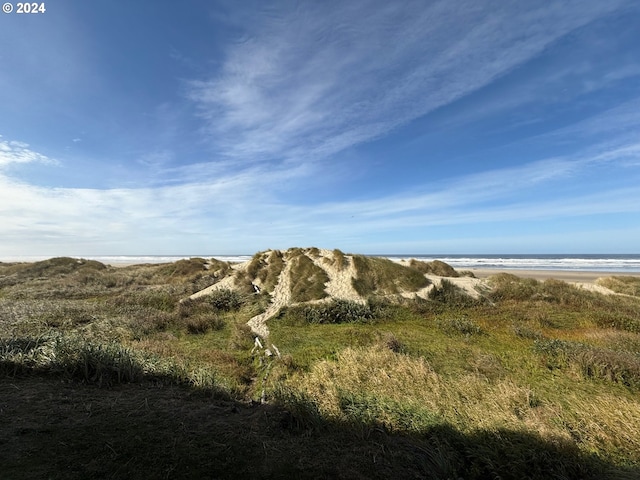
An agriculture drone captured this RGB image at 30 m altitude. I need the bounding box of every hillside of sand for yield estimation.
[188,248,489,339]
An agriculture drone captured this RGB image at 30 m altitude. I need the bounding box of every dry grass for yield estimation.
[597,275,640,297]
[276,345,640,465]
[3,256,640,478]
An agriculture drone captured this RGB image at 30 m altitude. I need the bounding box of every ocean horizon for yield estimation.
[2,253,640,273]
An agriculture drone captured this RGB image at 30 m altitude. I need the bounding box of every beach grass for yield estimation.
[2,258,640,478]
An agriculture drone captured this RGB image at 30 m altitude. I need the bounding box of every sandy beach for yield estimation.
[468,268,640,283]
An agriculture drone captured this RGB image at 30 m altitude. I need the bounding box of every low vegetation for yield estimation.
[288,250,329,302]
[597,275,640,297]
[2,256,640,479]
[409,258,459,277]
[351,255,430,296]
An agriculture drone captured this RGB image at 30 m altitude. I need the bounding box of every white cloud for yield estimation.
[1,124,638,256]
[0,137,57,167]
[188,0,630,165]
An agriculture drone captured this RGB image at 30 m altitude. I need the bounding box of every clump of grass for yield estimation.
[597,276,640,297]
[574,348,640,388]
[185,315,225,334]
[246,251,268,279]
[158,257,208,278]
[116,290,176,312]
[533,339,577,366]
[129,312,175,337]
[488,273,540,301]
[337,390,442,434]
[513,323,544,340]
[428,279,477,306]
[332,249,349,270]
[488,275,605,309]
[281,299,374,325]
[227,321,255,351]
[409,259,459,277]
[436,316,483,336]
[259,250,285,292]
[351,255,429,296]
[1,334,145,385]
[207,289,244,311]
[51,336,145,385]
[593,310,640,333]
[235,251,277,293]
[378,331,406,353]
[534,339,640,388]
[278,346,544,436]
[289,253,329,302]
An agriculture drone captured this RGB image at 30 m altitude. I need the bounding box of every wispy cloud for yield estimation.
[1,107,638,255]
[2,1,639,256]
[0,137,57,167]
[188,0,629,164]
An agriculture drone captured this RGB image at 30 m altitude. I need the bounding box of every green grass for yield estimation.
[2,258,640,478]
[351,255,430,296]
[288,250,329,302]
[409,258,460,277]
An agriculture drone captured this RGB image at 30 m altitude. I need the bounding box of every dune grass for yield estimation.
[268,273,640,476]
[2,259,640,478]
[288,250,329,302]
[351,255,430,296]
[597,275,640,297]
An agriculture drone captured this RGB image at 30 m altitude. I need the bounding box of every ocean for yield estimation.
[382,254,640,272]
[3,253,640,273]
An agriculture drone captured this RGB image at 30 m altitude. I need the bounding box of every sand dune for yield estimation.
[187,249,634,338]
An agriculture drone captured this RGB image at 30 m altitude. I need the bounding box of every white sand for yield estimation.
[310,249,364,303]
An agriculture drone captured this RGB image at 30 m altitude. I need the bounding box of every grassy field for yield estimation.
[2,257,640,479]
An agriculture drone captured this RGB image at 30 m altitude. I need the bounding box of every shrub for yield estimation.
[379,332,406,353]
[284,300,374,325]
[208,289,244,311]
[326,300,374,324]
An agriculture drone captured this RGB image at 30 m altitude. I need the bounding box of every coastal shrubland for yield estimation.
[2,253,640,479]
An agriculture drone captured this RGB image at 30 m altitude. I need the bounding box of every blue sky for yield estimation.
[1,0,639,256]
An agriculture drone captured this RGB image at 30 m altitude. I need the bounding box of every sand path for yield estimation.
[247,258,293,339]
